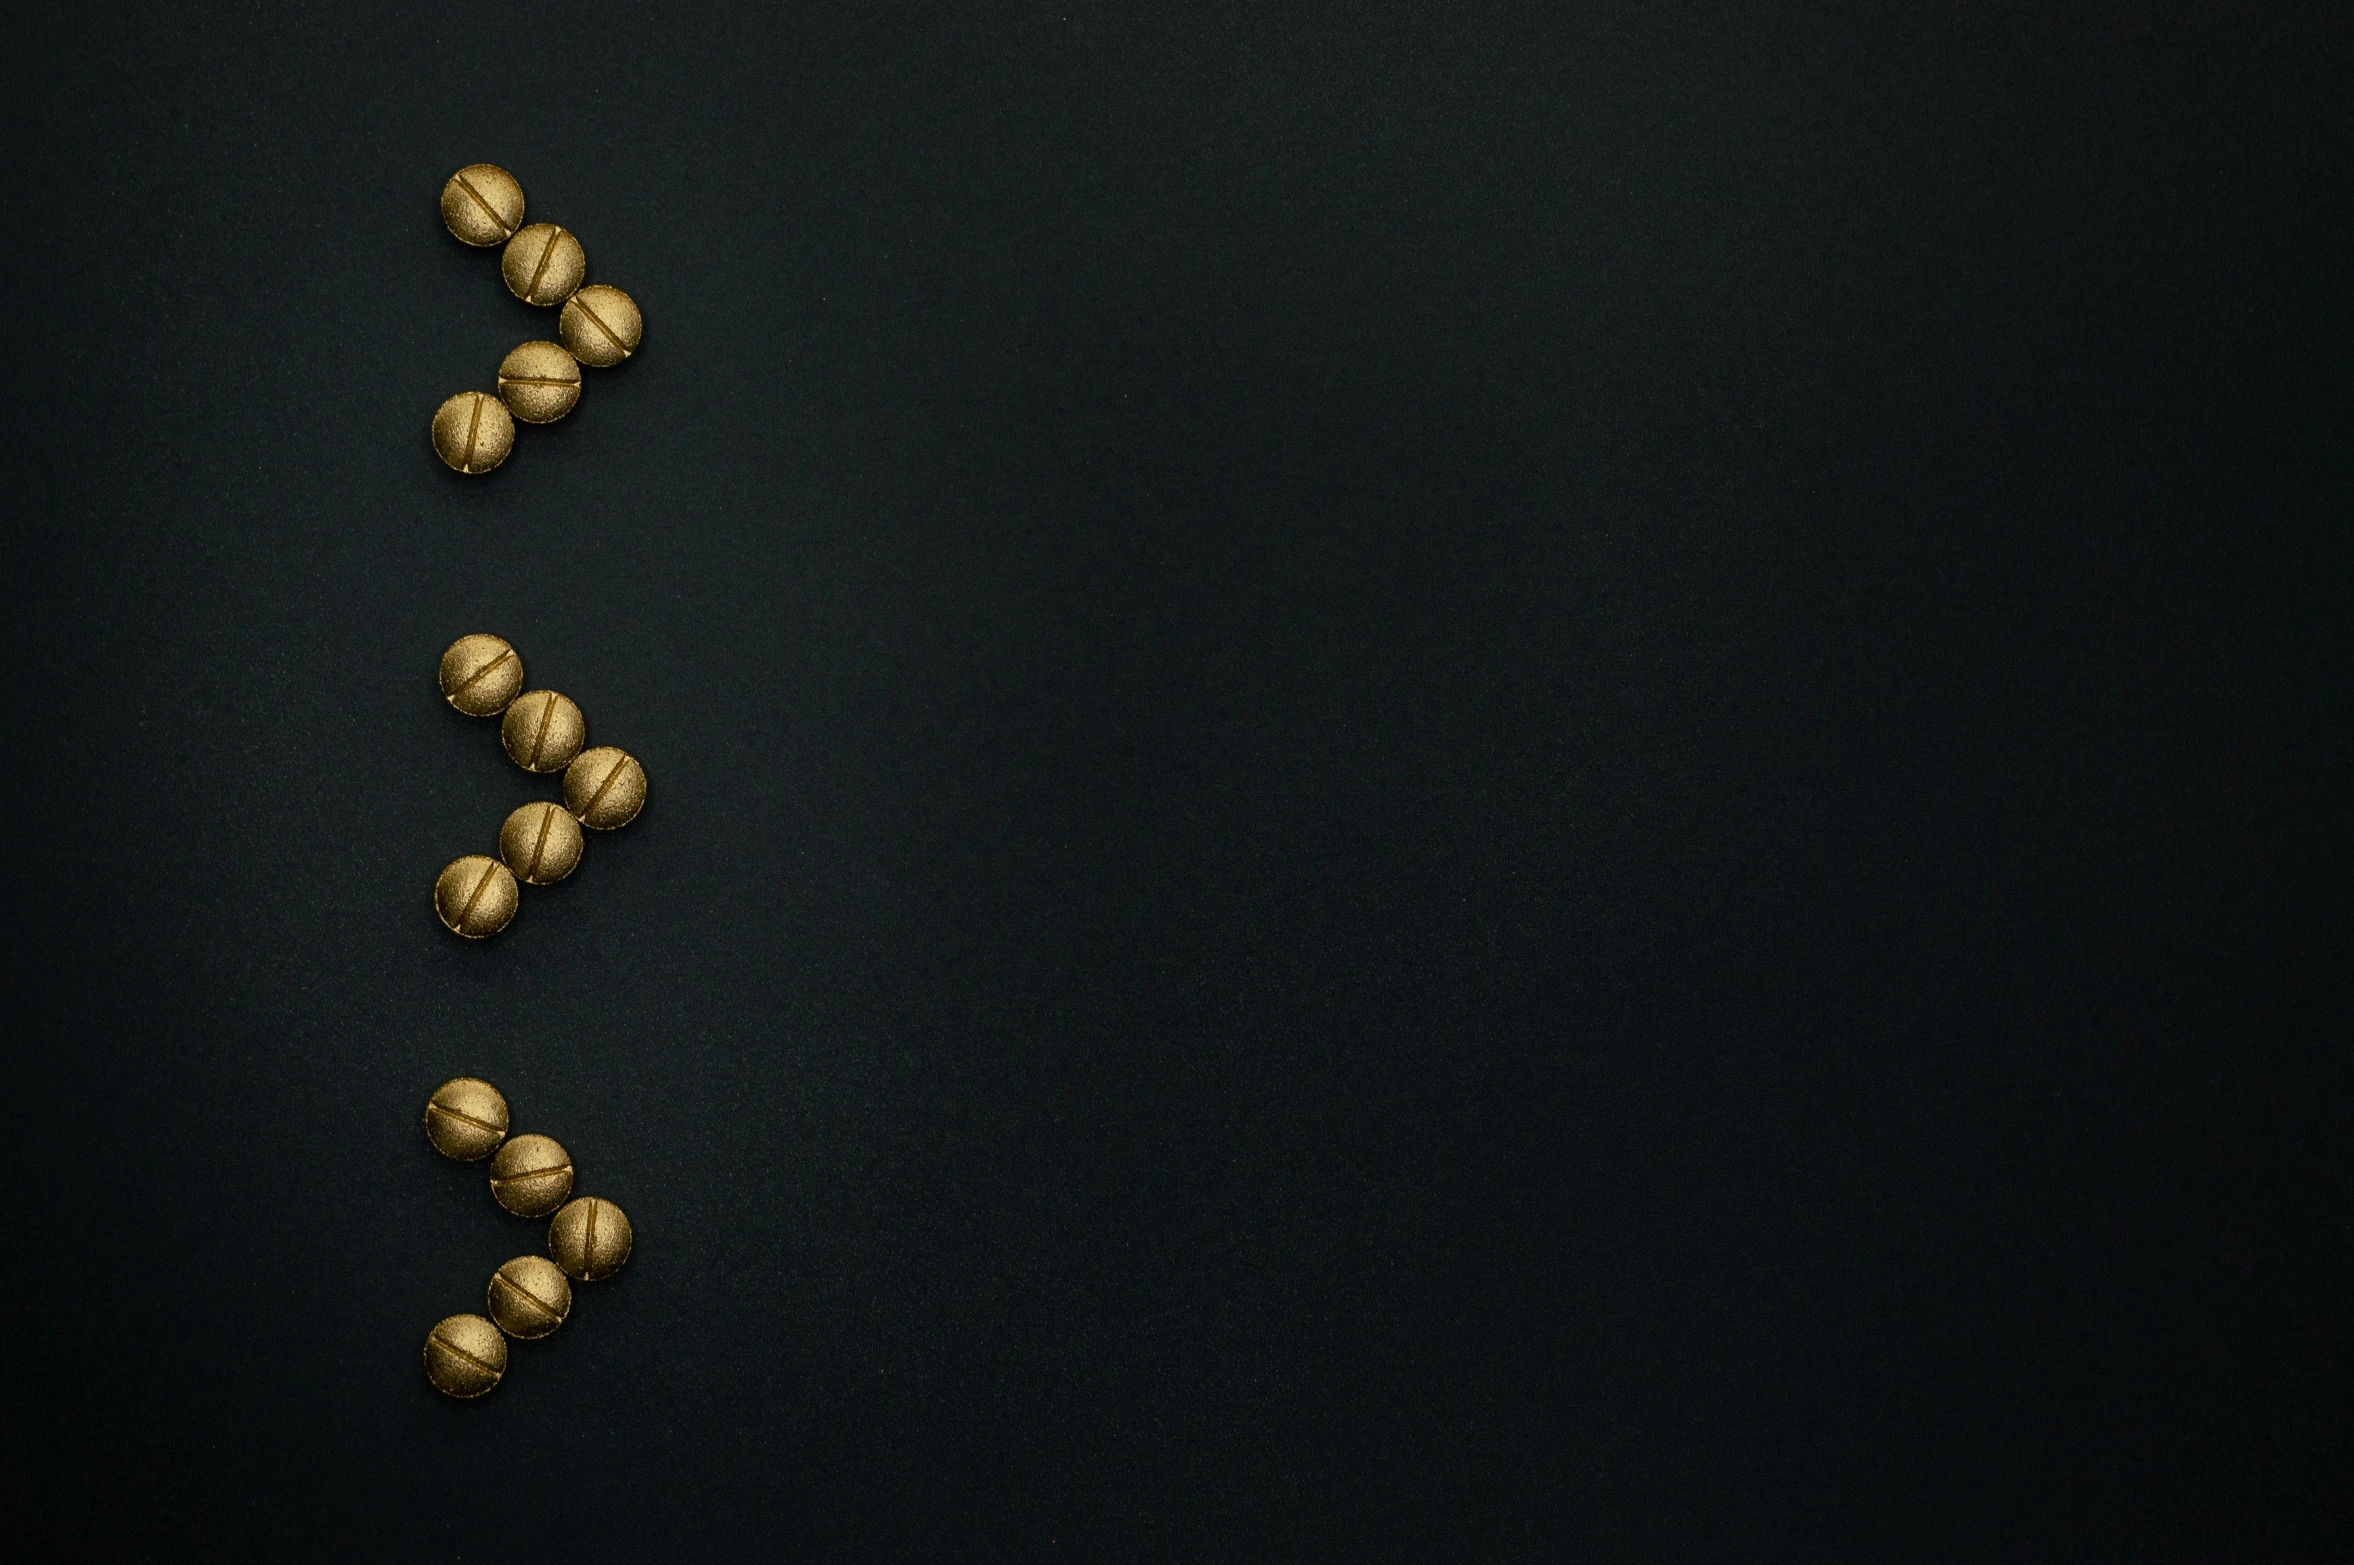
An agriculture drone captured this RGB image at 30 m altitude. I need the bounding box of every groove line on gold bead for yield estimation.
[493,1275,559,1324]
[455,861,497,929]
[528,807,555,878]
[502,374,577,387]
[526,231,560,300]
[584,1200,599,1267]
[492,1165,568,1189]
[461,395,484,471]
[583,756,630,815]
[528,697,554,767]
[451,648,515,697]
[429,1102,503,1135]
[454,173,512,237]
[573,297,629,356]
[432,1333,501,1377]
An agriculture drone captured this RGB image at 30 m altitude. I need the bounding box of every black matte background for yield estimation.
[4,2,2350,1558]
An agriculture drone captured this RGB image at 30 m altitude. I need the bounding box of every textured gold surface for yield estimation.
[434,855,519,938]
[502,223,585,306]
[500,801,584,886]
[438,633,524,717]
[431,391,515,475]
[490,1133,575,1217]
[423,1313,508,1398]
[501,690,587,774]
[496,340,582,424]
[424,1077,511,1160]
[440,164,525,247]
[487,1255,573,1340]
[548,1196,634,1281]
[559,285,643,368]
[563,747,647,830]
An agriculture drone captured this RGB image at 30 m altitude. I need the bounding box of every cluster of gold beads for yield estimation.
[419,1076,635,1398]
[432,164,645,475]
[434,633,647,938]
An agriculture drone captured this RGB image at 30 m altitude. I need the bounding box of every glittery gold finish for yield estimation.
[502,223,585,306]
[496,341,582,424]
[438,633,524,717]
[501,690,587,774]
[441,164,526,247]
[435,855,519,938]
[558,285,643,368]
[424,1313,509,1398]
[500,801,584,886]
[563,747,647,830]
[424,1077,511,1160]
[431,391,515,474]
[487,1255,573,1340]
[489,1133,575,1217]
[548,1196,633,1281]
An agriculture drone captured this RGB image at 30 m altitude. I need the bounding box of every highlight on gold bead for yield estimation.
[431,390,515,475]
[438,633,524,717]
[548,1195,634,1282]
[502,223,586,307]
[440,164,526,247]
[490,1133,575,1217]
[424,1077,511,1161]
[563,746,647,830]
[487,1255,573,1340]
[434,854,519,939]
[558,285,643,368]
[500,801,584,886]
[501,689,587,774]
[496,340,582,424]
[423,1313,509,1398]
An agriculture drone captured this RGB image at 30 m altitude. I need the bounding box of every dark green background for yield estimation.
[6,2,2350,1557]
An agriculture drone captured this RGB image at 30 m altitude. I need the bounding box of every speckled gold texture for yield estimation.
[559,285,643,367]
[500,801,585,886]
[489,1133,575,1218]
[502,223,585,306]
[501,690,587,774]
[497,340,582,424]
[487,1255,573,1340]
[423,1313,508,1398]
[440,164,525,247]
[434,855,518,938]
[430,391,514,474]
[564,747,648,830]
[438,634,523,716]
[548,1196,634,1282]
[424,1077,510,1161]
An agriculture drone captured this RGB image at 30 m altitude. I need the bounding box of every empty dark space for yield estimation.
[3,2,2348,1558]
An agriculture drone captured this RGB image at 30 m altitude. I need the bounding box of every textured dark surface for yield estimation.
[4,2,2350,1558]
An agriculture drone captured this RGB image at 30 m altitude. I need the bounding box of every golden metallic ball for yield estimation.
[438,633,524,716]
[423,1313,508,1398]
[502,223,585,306]
[431,391,515,475]
[441,164,525,247]
[497,340,582,424]
[501,689,587,774]
[548,1196,634,1281]
[500,801,584,886]
[487,1255,573,1340]
[435,855,519,938]
[490,1132,575,1217]
[564,746,647,830]
[424,1077,510,1161]
[559,285,643,368]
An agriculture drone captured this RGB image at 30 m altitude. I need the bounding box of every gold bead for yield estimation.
[548,1196,634,1281]
[424,1077,510,1160]
[486,1255,573,1340]
[440,164,525,247]
[559,285,643,367]
[500,801,584,886]
[423,1313,508,1398]
[431,391,515,475]
[489,1132,575,1217]
[438,633,524,716]
[564,746,647,830]
[502,223,585,306]
[434,854,519,938]
[497,341,582,424]
[501,689,587,774]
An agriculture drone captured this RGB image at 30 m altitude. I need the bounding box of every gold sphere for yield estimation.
[423,1313,508,1398]
[559,285,643,367]
[501,689,587,774]
[487,1255,573,1340]
[490,1133,575,1217]
[502,223,585,306]
[500,801,584,886]
[431,391,514,475]
[438,633,523,716]
[434,855,518,939]
[424,1077,510,1161]
[548,1196,634,1281]
[563,746,647,830]
[497,341,582,424]
[440,164,525,247]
